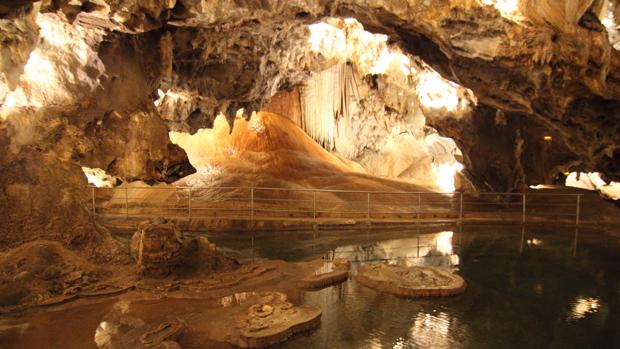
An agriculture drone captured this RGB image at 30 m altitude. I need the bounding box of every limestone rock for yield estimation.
[355,263,466,297]
[130,218,184,277]
[232,292,321,348]
[130,218,237,277]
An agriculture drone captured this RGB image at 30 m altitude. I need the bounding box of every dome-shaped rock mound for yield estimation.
[355,263,466,297]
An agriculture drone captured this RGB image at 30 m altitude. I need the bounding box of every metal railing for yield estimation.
[89,186,583,228]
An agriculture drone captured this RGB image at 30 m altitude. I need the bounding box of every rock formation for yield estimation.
[130,217,236,276]
[1,0,620,260]
[355,263,467,297]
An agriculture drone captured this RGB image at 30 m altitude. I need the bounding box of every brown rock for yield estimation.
[130,218,184,277]
[355,263,466,297]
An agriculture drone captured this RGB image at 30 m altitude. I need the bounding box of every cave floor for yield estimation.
[1,225,619,348]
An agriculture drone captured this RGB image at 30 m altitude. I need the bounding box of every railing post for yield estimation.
[575,194,581,226]
[459,192,463,224]
[366,192,371,226]
[125,187,129,219]
[250,188,254,229]
[522,193,526,224]
[91,186,96,219]
[188,188,192,221]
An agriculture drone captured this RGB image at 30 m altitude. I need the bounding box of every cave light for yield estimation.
[434,162,464,192]
[543,135,552,141]
[81,166,117,188]
[435,231,454,255]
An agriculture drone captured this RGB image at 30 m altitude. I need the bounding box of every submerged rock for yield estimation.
[355,263,466,297]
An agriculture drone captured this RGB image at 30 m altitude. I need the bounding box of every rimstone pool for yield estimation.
[1,225,619,348]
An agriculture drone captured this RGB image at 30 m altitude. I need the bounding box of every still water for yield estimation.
[207,225,620,349]
[1,225,619,348]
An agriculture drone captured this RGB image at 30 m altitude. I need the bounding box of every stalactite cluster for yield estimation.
[301,63,359,150]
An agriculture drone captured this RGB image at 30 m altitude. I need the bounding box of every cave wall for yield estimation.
[0,10,193,255]
[0,0,619,252]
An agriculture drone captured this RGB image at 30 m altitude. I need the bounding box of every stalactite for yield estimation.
[301,63,359,150]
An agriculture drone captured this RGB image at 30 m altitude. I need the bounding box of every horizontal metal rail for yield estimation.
[89,186,583,228]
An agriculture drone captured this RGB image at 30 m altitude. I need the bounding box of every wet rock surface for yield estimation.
[355,263,466,297]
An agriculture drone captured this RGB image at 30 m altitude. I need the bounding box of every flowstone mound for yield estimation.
[0,240,107,311]
[355,263,466,297]
[300,258,350,289]
[232,291,321,348]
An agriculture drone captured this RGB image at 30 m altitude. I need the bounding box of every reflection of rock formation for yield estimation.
[329,231,460,268]
[408,312,460,349]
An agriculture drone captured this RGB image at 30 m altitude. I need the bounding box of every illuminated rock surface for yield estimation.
[0,0,620,336]
[355,263,466,297]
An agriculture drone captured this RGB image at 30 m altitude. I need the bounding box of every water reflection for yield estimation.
[567,297,601,321]
[526,238,543,246]
[409,312,456,349]
[325,231,459,268]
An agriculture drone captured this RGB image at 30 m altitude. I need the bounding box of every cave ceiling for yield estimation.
[2,0,620,192]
